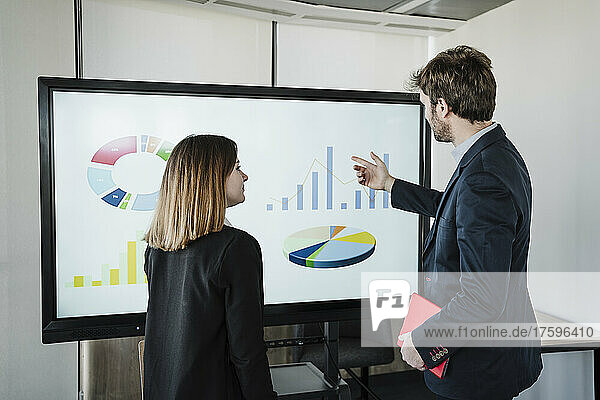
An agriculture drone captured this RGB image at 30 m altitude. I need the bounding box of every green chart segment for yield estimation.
[283,226,376,268]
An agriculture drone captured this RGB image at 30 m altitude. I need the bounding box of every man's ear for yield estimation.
[437,98,451,118]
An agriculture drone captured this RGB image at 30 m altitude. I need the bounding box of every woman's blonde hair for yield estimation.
[145,134,237,251]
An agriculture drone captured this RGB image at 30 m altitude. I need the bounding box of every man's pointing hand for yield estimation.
[351,152,395,192]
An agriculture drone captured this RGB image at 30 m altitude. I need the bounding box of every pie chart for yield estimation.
[283,226,376,268]
[87,135,174,211]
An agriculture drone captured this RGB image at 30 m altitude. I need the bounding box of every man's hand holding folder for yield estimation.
[398,332,426,371]
[398,293,449,379]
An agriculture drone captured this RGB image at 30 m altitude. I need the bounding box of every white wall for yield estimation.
[518,350,594,399]
[0,1,78,399]
[431,0,600,322]
[431,0,599,398]
[0,7,8,395]
[83,0,272,84]
[278,23,427,90]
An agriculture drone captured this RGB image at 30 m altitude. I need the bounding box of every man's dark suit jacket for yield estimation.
[391,125,542,399]
[143,226,276,400]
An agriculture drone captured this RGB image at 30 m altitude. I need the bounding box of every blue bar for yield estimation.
[355,190,361,209]
[369,188,375,209]
[383,153,390,208]
[297,185,303,210]
[266,204,273,211]
[341,202,347,210]
[282,197,288,211]
[327,146,333,210]
[312,172,318,210]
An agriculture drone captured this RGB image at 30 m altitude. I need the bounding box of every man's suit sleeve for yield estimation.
[391,179,443,217]
[219,235,277,399]
[412,172,518,368]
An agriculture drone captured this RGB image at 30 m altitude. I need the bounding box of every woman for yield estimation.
[143,134,276,400]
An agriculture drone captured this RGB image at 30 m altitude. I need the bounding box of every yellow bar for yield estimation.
[92,281,102,286]
[110,269,119,285]
[74,276,84,288]
[144,274,148,283]
[128,241,136,284]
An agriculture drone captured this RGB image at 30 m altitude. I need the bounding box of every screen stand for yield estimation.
[78,340,84,400]
[269,322,351,399]
[323,321,340,393]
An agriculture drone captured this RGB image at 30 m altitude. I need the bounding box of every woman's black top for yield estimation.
[143,226,276,400]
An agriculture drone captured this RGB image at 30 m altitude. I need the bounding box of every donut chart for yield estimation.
[87,135,174,211]
[283,226,376,268]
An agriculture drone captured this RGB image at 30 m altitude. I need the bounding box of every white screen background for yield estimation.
[52,91,421,318]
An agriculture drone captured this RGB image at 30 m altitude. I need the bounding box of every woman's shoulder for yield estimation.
[219,226,260,250]
[178,226,259,252]
[215,227,263,282]
[146,226,260,256]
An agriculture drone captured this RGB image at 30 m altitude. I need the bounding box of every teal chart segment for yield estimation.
[283,226,376,268]
[86,135,173,211]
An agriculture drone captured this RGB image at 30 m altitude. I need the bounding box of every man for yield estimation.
[352,46,542,399]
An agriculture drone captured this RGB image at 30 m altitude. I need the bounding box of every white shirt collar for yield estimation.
[224,217,232,227]
[451,122,497,163]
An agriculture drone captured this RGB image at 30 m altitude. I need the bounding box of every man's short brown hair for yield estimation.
[409,45,496,123]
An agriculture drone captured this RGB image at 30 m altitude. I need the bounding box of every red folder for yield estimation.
[397,292,448,379]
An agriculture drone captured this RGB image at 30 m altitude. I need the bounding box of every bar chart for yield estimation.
[266,146,390,212]
[65,231,147,288]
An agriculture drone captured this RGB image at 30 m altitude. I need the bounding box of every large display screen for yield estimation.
[39,78,427,342]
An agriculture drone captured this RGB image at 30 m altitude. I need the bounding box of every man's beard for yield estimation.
[430,111,453,143]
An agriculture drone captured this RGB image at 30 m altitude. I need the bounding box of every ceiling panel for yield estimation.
[406,0,513,20]
[194,0,468,36]
[289,0,515,20]
[295,0,408,12]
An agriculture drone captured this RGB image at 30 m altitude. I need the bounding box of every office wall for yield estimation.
[83,0,272,84]
[431,0,599,398]
[518,351,594,399]
[0,6,8,395]
[431,0,600,322]
[0,1,77,399]
[277,23,427,91]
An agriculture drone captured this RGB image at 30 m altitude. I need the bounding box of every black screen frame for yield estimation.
[39,76,431,343]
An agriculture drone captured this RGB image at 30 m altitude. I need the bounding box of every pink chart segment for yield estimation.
[91,136,137,166]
